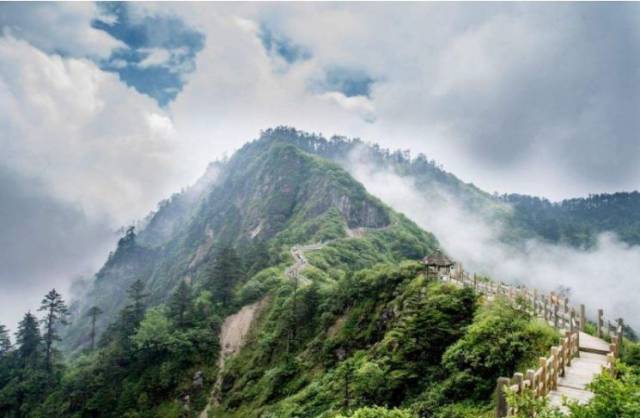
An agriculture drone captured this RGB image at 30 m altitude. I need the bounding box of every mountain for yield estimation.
[2,127,638,418]
[256,127,640,248]
[63,136,434,352]
[499,192,640,247]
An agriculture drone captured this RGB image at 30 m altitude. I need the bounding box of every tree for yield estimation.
[118,226,136,250]
[169,280,192,328]
[335,406,414,418]
[38,289,69,370]
[131,308,174,351]
[336,349,355,413]
[244,241,270,276]
[206,246,243,307]
[126,279,148,325]
[15,312,41,367]
[0,324,11,357]
[86,306,103,350]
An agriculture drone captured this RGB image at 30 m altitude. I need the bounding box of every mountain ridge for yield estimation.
[64,136,429,352]
[3,127,638,418]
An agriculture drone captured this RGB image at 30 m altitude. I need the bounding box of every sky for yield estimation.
[1,2,639,330]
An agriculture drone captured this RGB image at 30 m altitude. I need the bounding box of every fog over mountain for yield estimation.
[347,154,640,329]
[1,2,640,333]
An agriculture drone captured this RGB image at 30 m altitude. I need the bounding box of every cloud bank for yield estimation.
[2,2,640,331]
[349,156,640,330]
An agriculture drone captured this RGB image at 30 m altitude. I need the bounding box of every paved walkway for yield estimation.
[548,332,610,410]
[284,243,325,286]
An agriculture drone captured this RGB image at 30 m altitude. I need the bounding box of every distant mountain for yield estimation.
[257,127,640,248]
[500,192,640,247]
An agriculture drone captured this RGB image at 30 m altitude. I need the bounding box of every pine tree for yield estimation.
[206,246,243,306]
[120,279,148,339]
[38,289,69,371]
[244,241,270,276]
[15,312,41,367]
[298,283,320,329]
[127,279,148,325]
[118,225,136,250]
[0,324,11,357]
[169,280,192,328]
[86,306,103,350]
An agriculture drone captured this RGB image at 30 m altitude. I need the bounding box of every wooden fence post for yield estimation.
[607,353,616,378]
[539,357,547,395]
[618,318,624,352]
[565,331,573,368]
[526,369,536,395]
[553,303,559,329]
[580,304,586,331]
[551,347,559,390]
[597,309,604,338]
[570,309,576,333]
[544,299,549,322]
[496,377,510,418]
[514,372,523,394]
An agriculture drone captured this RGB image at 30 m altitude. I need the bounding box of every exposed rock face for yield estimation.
[65,133,396,352]
[199,297,269,418]
[333,193,390,228]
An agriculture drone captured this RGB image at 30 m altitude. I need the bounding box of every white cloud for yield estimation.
[0,35,191,227]
[318,91,376,122]
[348,154,640,330]
[162,3,640,200]
[0,3,124,58]
[138,48,172,69]
[2,2,639,331]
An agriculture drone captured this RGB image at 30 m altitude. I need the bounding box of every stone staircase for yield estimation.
[548,332,611,409]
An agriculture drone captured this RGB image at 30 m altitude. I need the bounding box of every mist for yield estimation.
[0,166,117,332]
[348,153,640,331]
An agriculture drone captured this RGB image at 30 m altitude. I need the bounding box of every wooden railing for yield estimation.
[428,265,625,417]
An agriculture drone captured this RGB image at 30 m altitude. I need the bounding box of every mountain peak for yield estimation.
[63,132,420,351]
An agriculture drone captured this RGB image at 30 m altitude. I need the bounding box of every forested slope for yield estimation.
[0,128,638,418]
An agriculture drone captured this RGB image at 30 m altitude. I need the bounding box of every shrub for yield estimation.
[440,299,558,401]
[336,406,416,418]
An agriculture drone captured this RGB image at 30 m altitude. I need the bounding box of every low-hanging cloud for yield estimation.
[2,2,640,336]
[348,152,640,331]
[0,166,116,331]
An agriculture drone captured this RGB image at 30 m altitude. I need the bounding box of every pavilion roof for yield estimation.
[422,249,453,267]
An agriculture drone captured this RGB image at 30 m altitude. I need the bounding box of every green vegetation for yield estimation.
[1,128,637,416]
[500,193,640,247]
[206,263,558,418]
[504,340,640,418]
[336,406,415,418]
[260,127,640,248]
[0,281,221,418]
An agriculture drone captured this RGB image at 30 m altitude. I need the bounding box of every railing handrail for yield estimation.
[426,264,625,418]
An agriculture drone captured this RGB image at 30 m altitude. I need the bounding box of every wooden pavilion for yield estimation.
[422,249,454,279]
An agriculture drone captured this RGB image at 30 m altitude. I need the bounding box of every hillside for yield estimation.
[63,137,431,352]
[500,192,640,247]
[257,127,640,248]
[1,128,638,418]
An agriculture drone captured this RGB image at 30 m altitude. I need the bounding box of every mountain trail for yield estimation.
[202,223,389,416]
[285,243,325,287]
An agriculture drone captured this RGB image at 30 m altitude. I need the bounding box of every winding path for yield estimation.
[200,224,386,416]
[284,243,325,286]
